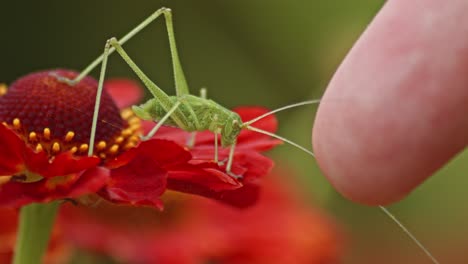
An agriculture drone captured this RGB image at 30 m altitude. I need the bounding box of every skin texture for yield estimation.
[313,0,468,205]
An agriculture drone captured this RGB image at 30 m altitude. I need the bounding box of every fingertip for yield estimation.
[313,0,468,205]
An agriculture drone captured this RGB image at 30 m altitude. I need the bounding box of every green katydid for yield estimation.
[54,7,440,264]
[55,7,318,176]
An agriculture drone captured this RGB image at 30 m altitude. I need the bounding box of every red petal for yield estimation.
[101,155,168,209]
[0,167,110,207]
[0,125,101,178]
[0,125,27,175]
[67,167,111,196]
[106,139,191,169]
[104,79,143,108]
[101,139,193,209]
[101,139,191,209]
[58,170,343,264]
[167,163,242,193]
[166,151,273,208]
[25,151,100,178]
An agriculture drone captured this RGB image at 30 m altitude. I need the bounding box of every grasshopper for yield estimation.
[54,7,440,264]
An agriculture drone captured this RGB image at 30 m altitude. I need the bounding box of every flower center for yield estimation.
[0,70,141,160]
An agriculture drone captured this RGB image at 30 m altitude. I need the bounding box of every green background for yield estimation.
[1,1,466,263]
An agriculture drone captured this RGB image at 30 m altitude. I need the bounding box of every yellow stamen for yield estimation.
[36,143,44,152]
[65,131,75,142]
[115,136,124,144]
[13,118,21,129]
[121,109,133,119]
[96,141,107,150]
[43,128,51,140]
[128,117,140,125]
[124,142,136,150]
[52,142,60,153]
[79,144,88,153]
[109,144,119,155]
[29,132,38,141]
[130,123,140,132]
[129,135,139,144]
[0,84,7,96]
[121,128,132,137]
[70,146,78,154]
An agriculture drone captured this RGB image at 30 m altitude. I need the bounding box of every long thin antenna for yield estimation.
[379,206,440,264]
[245,125,315,157]
[244,99,321,126]
[247,122,439,264]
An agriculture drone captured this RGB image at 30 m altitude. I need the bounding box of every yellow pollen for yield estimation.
[99,153,107,159]
[129,135,139,143]
[43,128,51,140]
[79,144,89,153]
[28,132,38,141]
[124,142,136,150]
[96,141,107,150]
[2,122,6,126]
[128,117,140,125]
[115,136,124,144]
[13,118,21,129]
[36,144,44,152]
[122,129,132,137]
[52,142,60,153]
[121,109,133,119]
[130,123,140,132]
[65,131,75,142]
[70,146,78,154]
[0,84,7,96]
[109,144,119,154]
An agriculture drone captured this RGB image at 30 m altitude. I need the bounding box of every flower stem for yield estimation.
[13,201,60,264]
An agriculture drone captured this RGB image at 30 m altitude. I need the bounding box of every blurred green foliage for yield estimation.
[1,1,466,263]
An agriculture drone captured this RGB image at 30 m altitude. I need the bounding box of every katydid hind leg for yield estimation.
[59,8,173,85]
[107,38,188,129]
[163,9,189,96]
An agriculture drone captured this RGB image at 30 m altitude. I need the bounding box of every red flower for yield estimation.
[0,69,280,209]
[0,70,114,207]
[0,70,189,208]
[59,170,343,264]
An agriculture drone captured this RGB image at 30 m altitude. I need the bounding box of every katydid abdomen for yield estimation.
[132,94,243,147]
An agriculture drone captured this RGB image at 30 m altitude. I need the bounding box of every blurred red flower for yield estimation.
[59,170,343,264]
[0,207,70,264]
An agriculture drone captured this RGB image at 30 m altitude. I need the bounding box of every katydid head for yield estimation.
[221,114,243,147]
